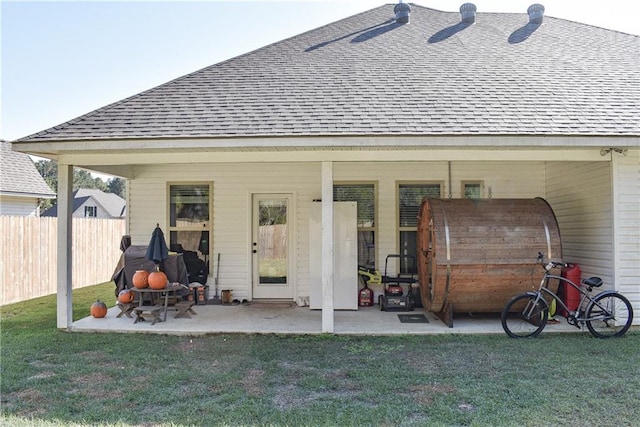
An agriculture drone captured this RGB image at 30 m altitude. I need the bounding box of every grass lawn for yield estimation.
[1,283,639,426]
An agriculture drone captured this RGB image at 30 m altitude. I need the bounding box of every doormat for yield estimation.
[247,301,296,309]
[397,314,429,323]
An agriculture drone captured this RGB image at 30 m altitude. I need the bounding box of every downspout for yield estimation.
[447,161,453,198]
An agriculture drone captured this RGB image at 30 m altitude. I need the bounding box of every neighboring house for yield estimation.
[0,139,55,216]
[10,3,639,331]
[41,189,126,219]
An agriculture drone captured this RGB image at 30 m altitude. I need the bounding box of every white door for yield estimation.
[252,194,293,299]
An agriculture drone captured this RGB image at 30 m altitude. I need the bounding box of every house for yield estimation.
[0,139,55,216]
[10,3,639,331]
[41,189,126,219]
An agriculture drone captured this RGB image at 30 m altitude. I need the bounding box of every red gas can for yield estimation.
[560,263,581,316]
[358,284,374,307]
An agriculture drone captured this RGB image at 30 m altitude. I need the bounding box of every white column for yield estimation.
[321,161,334,333]
[57,163,73,329]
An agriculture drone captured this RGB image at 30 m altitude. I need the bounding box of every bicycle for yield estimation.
[501,253,634,338]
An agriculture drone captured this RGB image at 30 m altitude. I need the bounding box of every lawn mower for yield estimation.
[379,254,416,311]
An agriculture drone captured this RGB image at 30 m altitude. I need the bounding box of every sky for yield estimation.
[2,0,639,143]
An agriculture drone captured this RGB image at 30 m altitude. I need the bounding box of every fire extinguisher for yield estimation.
[359,282,374,307]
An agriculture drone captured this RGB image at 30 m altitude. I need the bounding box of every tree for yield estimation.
[74,169,107,192]
[107,177,126,199]
[34,160,125,211]
[35,160,57,212]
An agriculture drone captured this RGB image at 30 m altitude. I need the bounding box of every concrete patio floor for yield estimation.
[71,303,580,336]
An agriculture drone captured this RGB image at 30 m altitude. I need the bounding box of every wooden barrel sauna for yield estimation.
[416,198,562,327]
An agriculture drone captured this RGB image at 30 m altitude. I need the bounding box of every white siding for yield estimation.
[128,161,546,302]
[0,196,39,216]
[129,163,320,301]
[545,161,614,284]
[334,161,545,271]
[74,198,113,219]
[612,150,640,323]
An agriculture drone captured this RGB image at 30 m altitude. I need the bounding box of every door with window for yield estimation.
[252,194,293,299]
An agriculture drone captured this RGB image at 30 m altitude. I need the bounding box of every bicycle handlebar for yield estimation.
[537,252,567,270]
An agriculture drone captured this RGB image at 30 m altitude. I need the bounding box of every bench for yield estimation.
[133,306,162,325]
[116,302,136,318]
[174,301,197,319]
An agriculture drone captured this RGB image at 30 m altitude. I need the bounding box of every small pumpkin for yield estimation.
[148,270,168,290]
[132,270,150,289]
[91,300,108,318]
[118,289,135,304]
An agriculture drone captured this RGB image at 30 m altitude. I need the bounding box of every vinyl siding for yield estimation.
[74,198,112,219]
[612,150,640,323]
[545,162,614,284]
[0,196,39,216]
[129,163,319,301]
[334,161,545,271]
[128,161,546,301]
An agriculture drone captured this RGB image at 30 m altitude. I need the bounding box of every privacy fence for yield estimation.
[1,216,126,305]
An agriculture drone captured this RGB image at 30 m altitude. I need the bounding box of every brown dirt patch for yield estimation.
[240,368,265,396]
[10,388,48,417]
[70,372,123,399]
[406,383,457,406]
[173,337,207,354]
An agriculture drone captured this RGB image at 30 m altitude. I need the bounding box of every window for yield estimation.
[462,181,483,199]
[398,183,442,273]
[168,183,212,268]
[84,206,97,217]
[333,183,376,269]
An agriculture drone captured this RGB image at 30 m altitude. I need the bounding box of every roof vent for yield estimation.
[527,4,545,24]
[460,3,477,24]
[394,1,411,24]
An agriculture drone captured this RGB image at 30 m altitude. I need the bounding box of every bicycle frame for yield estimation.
[502,254,633,338]
[533,272,615,324]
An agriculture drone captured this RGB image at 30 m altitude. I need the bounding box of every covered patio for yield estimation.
[11,3,638,335]
[72,304,580,336]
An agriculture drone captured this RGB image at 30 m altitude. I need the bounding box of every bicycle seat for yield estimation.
[582,277,603,288]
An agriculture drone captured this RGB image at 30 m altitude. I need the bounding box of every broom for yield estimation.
[209,253,222,305]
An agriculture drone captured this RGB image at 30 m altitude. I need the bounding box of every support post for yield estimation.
[57,163,73,329]
[321,161,334,333]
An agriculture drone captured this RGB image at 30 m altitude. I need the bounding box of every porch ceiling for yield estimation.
[45,148,616,179]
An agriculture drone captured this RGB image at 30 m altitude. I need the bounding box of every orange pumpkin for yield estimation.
[132,270,150,289]
[118,289,135,304]
[148,271,168,290]
[91,300,108,318]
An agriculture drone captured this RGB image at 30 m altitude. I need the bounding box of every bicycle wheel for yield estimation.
[585,292,633,338]
[501,293,549,338]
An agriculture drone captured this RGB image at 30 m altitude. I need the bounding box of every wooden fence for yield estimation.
[1,217,126,305]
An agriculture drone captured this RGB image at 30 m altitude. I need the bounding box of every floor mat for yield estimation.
[247,301,296,309]
[397,314,429,323]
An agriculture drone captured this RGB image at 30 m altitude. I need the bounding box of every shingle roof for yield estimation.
[0,140,56,198]
[16,4,640,142]
[41,189,126,218]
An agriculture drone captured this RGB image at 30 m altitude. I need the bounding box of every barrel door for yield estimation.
[417,201,438,311]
